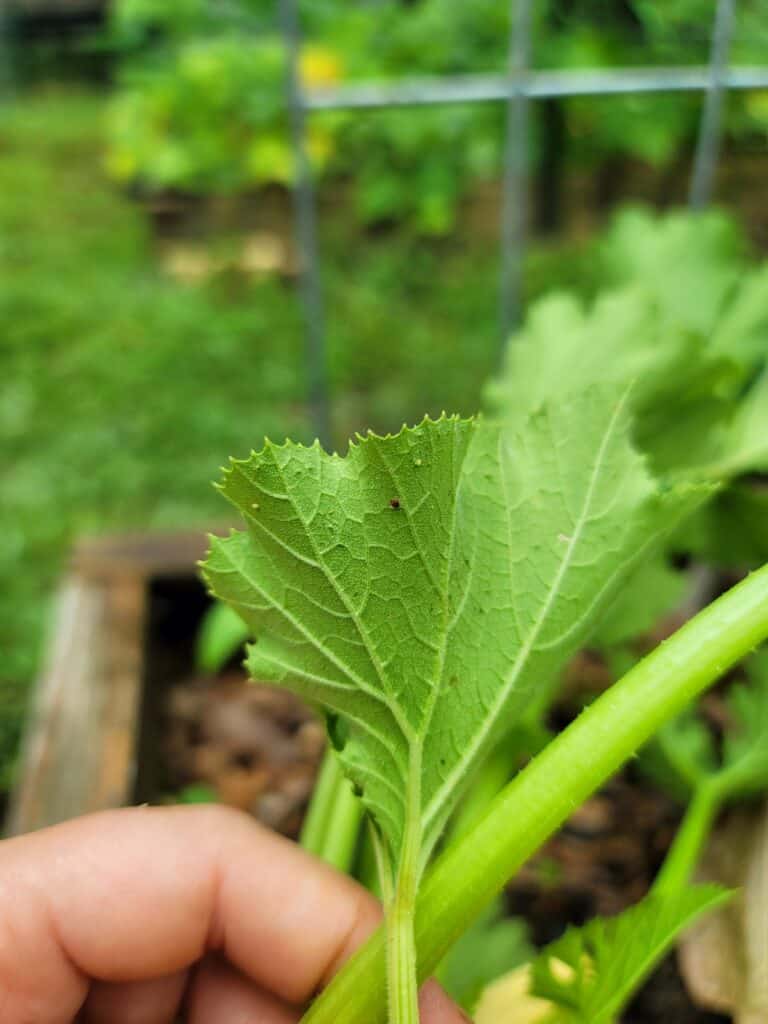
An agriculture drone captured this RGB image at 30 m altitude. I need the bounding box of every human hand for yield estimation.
[0,805,469,1022]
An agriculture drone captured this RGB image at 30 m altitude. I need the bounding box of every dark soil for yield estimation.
[134,575,323,838]
[162,672,324,837]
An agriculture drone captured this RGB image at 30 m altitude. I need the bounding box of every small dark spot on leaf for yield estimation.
[389,498,401,510]
[449,675,459,688]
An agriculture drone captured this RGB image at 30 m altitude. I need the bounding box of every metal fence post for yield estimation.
[499,0,533,348]
[279,0,331,449]
[690,0,736,209]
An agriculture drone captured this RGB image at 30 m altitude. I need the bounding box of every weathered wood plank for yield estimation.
[7,530,225,835]
[7,574,139,833]
[72,529,227,581]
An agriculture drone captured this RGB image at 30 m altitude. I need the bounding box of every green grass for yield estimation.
[0,88,594,790]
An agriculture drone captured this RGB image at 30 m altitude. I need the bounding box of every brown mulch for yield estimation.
[162,671,324,838]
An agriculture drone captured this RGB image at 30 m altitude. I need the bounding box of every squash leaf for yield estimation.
[488,209,768,484]
[641,652,768,805]
[202,389,706,878]
[531,885,731,1024]
[720,653,768,797]
[639,707,718,803]
[589,551,686,649]
[437,898,533,1013]
[484,287,741,479]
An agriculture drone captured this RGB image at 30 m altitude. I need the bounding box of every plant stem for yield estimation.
[300,747,342,856]
[386,755,423,1024]
[652,776,724,897]
[301,564,768,1024]
[320,773,365,873]
[444,721,551,849]
[444,741,515,847]
[301,747,365,874]
[387,868,420,1024]
[367,822,392,902]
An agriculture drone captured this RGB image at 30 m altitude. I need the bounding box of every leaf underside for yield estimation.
[202,389,705,872]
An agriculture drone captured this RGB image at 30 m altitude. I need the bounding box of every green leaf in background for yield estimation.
[530,885,731,1024]
[589,552,686,649]
[488,209,768,484]
[176,782,218,804]
[484,287,738,478]
[705,369,768,480]
[437,898,533,1013]
[694,480,768,567]
[598,206,745,334]
[203,392,705,882]
[641,652,768,806]
[639,707,718,803]
[720,654,768,797]
[195,600,250,674]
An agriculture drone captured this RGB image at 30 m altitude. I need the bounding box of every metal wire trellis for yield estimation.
[278,0,767,446]
[499,0,532,338]
[279,0,331,448]
[690,0,736,209]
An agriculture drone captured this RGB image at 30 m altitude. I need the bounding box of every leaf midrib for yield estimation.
[421,394,631,840]
[266,446,419,742]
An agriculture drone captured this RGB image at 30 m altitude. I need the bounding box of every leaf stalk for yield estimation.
[651,776,724,897]
[386,752,423,1024]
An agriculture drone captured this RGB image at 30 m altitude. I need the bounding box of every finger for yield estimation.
[80,971,187,1024]
[420,979,474,1023]
[0,805,379,1013]
[188,955,298,1024]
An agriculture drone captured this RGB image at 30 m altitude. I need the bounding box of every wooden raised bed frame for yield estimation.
[7,530,220,836]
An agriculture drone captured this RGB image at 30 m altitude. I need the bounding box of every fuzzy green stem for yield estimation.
[301,564,768,1024]
[301,747,365,874]
[368,823,392,902]
[387,870,420,1024]
[652,777,724,897]
[386,756,423,1024]
[444,722,552,849]
[320,776,365,873]
[300,747,343,856]
[354,825,381,895]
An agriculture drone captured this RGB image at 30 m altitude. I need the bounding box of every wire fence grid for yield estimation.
[278,0,768,448]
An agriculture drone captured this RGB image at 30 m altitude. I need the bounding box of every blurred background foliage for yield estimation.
[102,0,768,233]
[1,0,768,791]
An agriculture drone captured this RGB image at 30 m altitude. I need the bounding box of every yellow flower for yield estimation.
[299,45,343,88]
